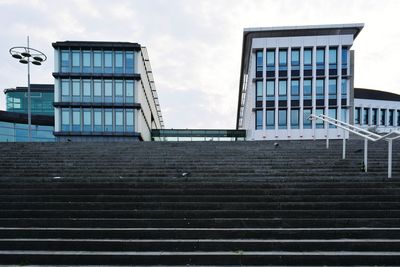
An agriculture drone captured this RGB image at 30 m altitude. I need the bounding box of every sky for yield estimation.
[0,0,399,129]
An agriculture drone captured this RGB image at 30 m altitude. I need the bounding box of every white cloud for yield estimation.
[0,0,399,129]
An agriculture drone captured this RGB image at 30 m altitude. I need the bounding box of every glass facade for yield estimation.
[59,49,135,74]
[252,44,351,135]
[6,90,54,116]
[0,121,54,142]
[61,108,135,133]
[56,46,139,137]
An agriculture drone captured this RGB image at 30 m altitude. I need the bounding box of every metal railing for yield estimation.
[309,114,400,178]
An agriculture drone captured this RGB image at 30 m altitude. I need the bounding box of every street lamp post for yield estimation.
[9,37,47,142]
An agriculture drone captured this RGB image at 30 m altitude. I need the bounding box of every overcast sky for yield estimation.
[0,0,399,129]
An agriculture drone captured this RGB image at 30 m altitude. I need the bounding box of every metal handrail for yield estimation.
[309,114,399,178]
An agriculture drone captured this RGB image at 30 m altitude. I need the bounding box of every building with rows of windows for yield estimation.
[52,41,163,141]
[236,23,364,140]
[354,88,400,133]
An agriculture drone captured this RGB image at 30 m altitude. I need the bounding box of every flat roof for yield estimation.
[237,23,364,129]
[355,88,400,102]
[4,84,54,94]
[52,41,141,50]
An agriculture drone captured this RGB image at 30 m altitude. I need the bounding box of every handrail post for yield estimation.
[342,129,346,159]
[364,138,368,173]
[326,123,329,149]
[388,139,393,178]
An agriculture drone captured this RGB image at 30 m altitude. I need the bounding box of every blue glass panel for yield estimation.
[291,49,300,66]
[61,50,70,72]
[316,108,324,128]
[303,79,312,100]
[125,51,134,74]
[278,109,287,129]
[71,51,80,72]
[115,51,123,73]
[266,110,275,129]
[256,110,262,130]
[104,51,113,73]
[316,79,324,100]
[303,109,312,128]
[291,109,299,129]
[329,79,337,99]
[329,48,337,69]
[291,80,299,100]
[82,51,91,73]
[93,51,102,73]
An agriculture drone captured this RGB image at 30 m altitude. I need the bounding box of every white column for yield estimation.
[262,48,266,131]
[299,46,304,137]
[287,47,292,137]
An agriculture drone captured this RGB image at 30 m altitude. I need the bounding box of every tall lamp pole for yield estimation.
[10,37,47,142]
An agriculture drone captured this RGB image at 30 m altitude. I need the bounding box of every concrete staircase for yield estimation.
[0,140,399,265]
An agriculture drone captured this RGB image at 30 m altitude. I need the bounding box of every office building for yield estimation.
[52,41,163,141]
[237,24,364,140]
[354,88,400,132]
[4,84,54,116]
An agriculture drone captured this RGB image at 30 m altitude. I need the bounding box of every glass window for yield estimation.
[104,80,113,103]
[61,109,70,131]
[115,109,124,132]
[341,78,347,99]
[125,51,134,73]
[61,79,70,102]
[61,50,70,72]
[342,47,348,69]
[94,80,102,103]
[316,108,324,128]
[104,109,113,132]
[279,49,287,70]
[82,51,91,73]
[304,48,312,70]
[71,51,80,72]
[279,80,287,100]
[256,81,263,102]
[372,108,378,125]
[329,48,337,68]
[329,108,337,128]
[126,109,134,132]
[82,80,91,102]
[83,109,92,132]
[266,80,275,100]
[93,51,102,73]
[291,109,299,129]
[303,109,312,128]
[266,110,275,129]
[115,80,123,103]
[303,79,312,100]
[94,109,102,132]
[278,109,287,129]
[104,51,113,73]
[329,79,337,99]
[125,80,134,103]
[397,111,400,126]
[316,48,325,69]
[291,49,300,67]
[341,108,347,123]
[355,107,361,124]
[363,108,369,125]
[266,50,275,71]
[291,80,299,100]
[256,110,262,130]
[72,109,81,131]
[256,51,263,74]
[381,109,386,126]
[115,51,123,73]
[72,80,81,101]
[316,79,324,100]
[389,110,394,126]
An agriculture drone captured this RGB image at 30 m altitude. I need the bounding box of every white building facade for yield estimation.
[237,24,364,140]
[52,41,163,141]
[354,88,400,133]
